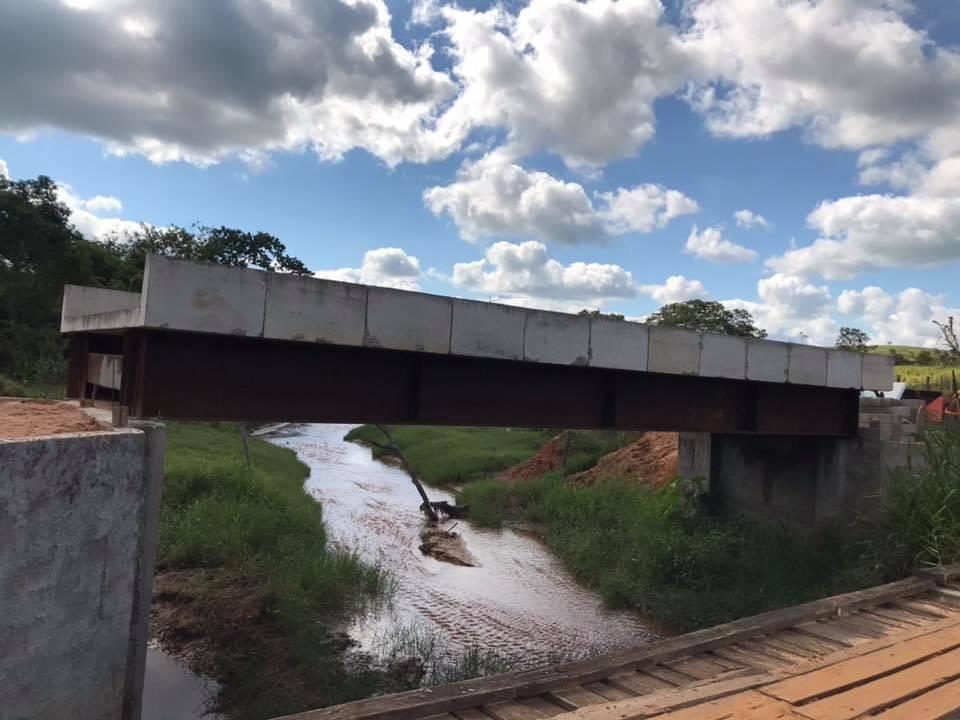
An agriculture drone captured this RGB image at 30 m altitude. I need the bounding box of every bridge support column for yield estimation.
[678,431,925,533]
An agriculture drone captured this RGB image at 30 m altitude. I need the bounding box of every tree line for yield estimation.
[0,174,308,383]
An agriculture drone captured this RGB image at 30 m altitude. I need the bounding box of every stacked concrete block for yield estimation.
[589,317,649,371]
[788,344,827,386]
[263,274,367,345]
[746,339,789,383]
[523,310,590,365]
[450,299,526,361]
[142,255,267,336]
[700,333,747,380]
[648,326,701,375]
[365,287,452,354]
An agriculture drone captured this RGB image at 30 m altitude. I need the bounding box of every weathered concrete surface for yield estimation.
[648,326,700,375]
[264,274,367,346]
[0,426,165,720]
[523,310,590,365]
[61,254,895,390]
[590,317,649,371]
[61,285,142,334]
[451,299,526,361]
[365,286,452,354]
[679,399,926,531]
[142,255,267,336]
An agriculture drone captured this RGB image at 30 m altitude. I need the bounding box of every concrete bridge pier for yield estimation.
[679,401,926,531]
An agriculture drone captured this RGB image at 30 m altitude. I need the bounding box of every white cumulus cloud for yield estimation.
[639,275,708,304]
[733,209,768,229]
[424,150,698,244]
[685,225,757,263]
[451,240,636,309]
[314,247,422,291]
[0,157,8,179]
[57,184,143,239]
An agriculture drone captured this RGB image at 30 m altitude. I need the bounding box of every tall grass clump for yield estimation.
[860,428,960,579]
[460,475,867,632]
[158,423,393,719]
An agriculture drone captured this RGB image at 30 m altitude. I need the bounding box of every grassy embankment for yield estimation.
[867,344,959,390]
[349,423,960,634]
[158,422,392,720]
[0,373,65,398]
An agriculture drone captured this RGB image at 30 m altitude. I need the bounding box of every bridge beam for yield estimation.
[87,329,860,436]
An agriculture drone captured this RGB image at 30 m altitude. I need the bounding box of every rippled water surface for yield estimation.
[270,424,657,664]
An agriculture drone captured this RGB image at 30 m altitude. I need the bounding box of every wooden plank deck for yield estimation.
[274,567,960,720]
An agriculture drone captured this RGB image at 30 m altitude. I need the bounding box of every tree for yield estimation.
[578,309,625,321]
[0,173,309,382]
[835,327,871,352]
[915,350,934,365]
[933,317,960,357]
[103,224,310,291]
[646,299,767,338]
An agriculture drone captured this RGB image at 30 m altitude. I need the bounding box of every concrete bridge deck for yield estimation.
[60,255,893,435]
[274,566,960,720]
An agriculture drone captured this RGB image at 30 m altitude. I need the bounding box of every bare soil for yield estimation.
[496,433,568,482]
[151,569,267,677]
[572,432,679,488]
[0,399,107,440]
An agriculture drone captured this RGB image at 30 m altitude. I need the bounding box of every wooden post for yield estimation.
[240,425,252,467]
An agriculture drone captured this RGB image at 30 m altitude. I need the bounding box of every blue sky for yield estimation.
[2,0,959,347]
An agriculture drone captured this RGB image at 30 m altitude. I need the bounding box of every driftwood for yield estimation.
[367,425,442,521]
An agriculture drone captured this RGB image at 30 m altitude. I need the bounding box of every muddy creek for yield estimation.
[269,424,657,664]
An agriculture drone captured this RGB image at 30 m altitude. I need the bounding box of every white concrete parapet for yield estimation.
[60,255,895,390]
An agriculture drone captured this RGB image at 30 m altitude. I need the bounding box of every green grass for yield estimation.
[459,475,872,632]
[894,365,957,391]
[0,373,65,398]
[159,422,393,719]
[345,425,551,485]
[859,428,960,579]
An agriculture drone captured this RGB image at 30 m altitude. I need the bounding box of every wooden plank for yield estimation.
[662,656,730,680]
[454,711,492,720]
[793,620,866,646]
[545,687,609,710]
[797,646,960,719]
[750,636,817,659]
[861,607,923,628]
[274,576,934,720]
[915,562,960,587]
[772,630,846,656]
[614,689,795,720]
[870,677,960,719]
[711,646,792,671]
[422,715,459,720]
[765,622,960,704]
[829,614,891,638]
[581,682,633,702]
[931,588,960,608]
[640,666,695,686]
[548,673,776,720]
[605,672,672,696]
[518,697,568,717]
[893,598,952,619]
[484,701,548,720]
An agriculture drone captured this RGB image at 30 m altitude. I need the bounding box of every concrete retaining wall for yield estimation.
[679,431,925,531]
[0,425,165,720]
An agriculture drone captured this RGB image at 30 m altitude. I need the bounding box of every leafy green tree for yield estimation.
[0,174,309,382]
[646,299,767,338]
[103,224,310,291]
[915,350,934,365]
[835,327,871,352]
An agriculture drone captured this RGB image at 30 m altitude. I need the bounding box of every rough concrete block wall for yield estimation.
[0,429,157,720]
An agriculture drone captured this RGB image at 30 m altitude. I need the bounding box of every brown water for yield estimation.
[269,424,657,664]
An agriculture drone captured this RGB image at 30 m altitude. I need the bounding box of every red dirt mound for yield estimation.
[497,433,568,482]
[572,432,678,488]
